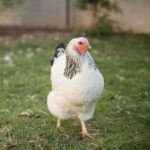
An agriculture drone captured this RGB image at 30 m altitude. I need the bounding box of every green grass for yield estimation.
[0,34,150,150]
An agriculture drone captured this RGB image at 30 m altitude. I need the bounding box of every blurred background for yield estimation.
[0,0,150,35]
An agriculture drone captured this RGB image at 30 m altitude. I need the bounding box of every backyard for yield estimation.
[0,34,149,149]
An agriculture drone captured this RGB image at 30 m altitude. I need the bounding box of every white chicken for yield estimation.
[47,37,104,137]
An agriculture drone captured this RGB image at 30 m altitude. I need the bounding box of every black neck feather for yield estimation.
[64,55,81,79]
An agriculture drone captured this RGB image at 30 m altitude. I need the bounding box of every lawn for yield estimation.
[0,34,149,150]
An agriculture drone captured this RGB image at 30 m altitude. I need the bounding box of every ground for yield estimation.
[0,34,149,150]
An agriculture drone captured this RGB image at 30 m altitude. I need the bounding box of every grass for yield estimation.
[0,34,149,150]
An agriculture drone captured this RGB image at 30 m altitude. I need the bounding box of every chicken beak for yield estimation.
[89,44,92,49]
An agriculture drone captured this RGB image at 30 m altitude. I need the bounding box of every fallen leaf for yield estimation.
[20,110,33,117]
[0,109,10,113]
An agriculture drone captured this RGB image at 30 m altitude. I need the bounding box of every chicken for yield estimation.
[47,37,104,137]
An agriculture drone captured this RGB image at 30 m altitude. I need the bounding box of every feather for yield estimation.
[87,52,97,70]
[51,43,65,66]
[64,55,81,79]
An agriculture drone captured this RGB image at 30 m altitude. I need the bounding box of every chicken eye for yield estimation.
[78,41,83,45]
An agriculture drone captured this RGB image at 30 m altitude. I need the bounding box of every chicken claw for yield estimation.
[78,116,93,138]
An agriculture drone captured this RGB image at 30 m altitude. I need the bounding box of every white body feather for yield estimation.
[47,52,104,121]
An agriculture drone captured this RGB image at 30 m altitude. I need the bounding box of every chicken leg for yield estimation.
[56,118,61,129]
[78,116,92,138]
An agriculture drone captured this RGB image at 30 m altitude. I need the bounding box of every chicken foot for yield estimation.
[78,116,92,138]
